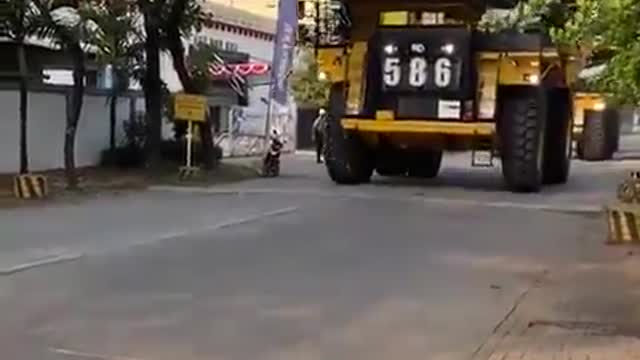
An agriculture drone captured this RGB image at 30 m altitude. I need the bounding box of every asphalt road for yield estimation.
[0,150,637,360]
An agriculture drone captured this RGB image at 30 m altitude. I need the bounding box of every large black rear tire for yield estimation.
[499,90,546,193]
[407,150,443,178]
[542,89,572,185]
[323,83,373,184]
[606,109,621,153]
[581,109,617,161]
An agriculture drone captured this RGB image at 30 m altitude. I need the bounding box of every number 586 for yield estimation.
[383,57,453,88]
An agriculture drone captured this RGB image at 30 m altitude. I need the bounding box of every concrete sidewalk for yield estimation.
[474,221,640,360]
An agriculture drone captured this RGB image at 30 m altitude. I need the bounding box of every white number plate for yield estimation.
[437,100,461,119]
[382,56,456,89]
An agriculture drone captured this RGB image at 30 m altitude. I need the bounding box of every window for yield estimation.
[225,41,238,52]
[194,35,208,44]
[211,39,224,49]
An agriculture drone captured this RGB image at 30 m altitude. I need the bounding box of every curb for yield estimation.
[150,185,604,214]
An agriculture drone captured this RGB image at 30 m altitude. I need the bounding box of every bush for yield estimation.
[101,141,223,169]
[123,117,148,150]
[100,146,146,168]
[100,116,223,169]
[159,139,223,165]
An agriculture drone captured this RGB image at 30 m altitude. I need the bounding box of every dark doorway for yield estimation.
[296,107,319,150]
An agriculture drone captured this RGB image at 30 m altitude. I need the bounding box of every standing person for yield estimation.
[312,108,327,163]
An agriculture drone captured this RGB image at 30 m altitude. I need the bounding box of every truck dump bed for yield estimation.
[342,0,517,10]
[340,0,519,39]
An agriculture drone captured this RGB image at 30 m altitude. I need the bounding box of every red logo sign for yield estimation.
[209,62,270,78]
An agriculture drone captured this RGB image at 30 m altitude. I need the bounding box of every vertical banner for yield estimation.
[270,0,298,106]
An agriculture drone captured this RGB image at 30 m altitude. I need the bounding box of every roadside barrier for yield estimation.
[13,174,48,199]
[608,172,640,244]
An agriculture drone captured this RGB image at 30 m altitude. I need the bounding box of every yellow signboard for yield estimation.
[174,93,207,122]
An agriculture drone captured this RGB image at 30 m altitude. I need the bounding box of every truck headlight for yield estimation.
[384,44,397,55]
[594,102,606,111]
[525,74,539,84]
[441,43,455,55]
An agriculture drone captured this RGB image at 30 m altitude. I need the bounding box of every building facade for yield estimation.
[0,1,295,174]
[161,1,296,157]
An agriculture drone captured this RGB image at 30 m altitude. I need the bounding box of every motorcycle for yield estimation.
[261,129,284,177]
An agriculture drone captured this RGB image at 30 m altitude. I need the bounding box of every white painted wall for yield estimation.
[0,91,19,173]
[0,90,132,174]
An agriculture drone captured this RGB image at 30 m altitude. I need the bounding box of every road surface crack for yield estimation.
[470,269,549,359]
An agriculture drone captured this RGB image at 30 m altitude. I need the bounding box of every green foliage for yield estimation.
[290,48,330,108]
[549,0,610,56]
[0,0,29,40]
[478,0,569,33]
[28,0,88,45]
[80,0,143,83]
[480,0,640,106]
[159,0,213,40]
[550,0,640,105]
[186,40,219,92]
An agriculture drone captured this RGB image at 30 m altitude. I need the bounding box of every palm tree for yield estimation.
[0,0,37,174]
[30,0,92,189]
[80,0,143,153]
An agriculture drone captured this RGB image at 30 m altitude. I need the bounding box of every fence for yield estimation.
[0,85,142,174]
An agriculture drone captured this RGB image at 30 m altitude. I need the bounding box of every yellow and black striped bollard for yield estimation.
[606,204,640,244]
[13,174,48,199]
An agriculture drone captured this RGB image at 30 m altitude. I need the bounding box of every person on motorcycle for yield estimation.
[261,128,284,177]
[312,108,327,164]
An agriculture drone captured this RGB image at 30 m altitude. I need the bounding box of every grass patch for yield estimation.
[155,162,261,186]
[0,160,262,209]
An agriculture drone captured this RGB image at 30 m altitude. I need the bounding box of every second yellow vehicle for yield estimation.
[572,92,620,161]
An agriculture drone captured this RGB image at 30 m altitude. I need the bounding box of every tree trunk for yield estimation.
[142,13,163,168]
[109,94,117,151]
[64,43,86,190]
[165,0,216,169]
[17,42,28,174]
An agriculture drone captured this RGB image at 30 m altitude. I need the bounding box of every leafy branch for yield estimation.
[289,47,330,108]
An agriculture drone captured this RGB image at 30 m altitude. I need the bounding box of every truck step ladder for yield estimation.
[471,136,495,167]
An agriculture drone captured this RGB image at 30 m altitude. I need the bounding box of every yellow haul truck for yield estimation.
[572,92,620,161]
[301,0,580,192]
